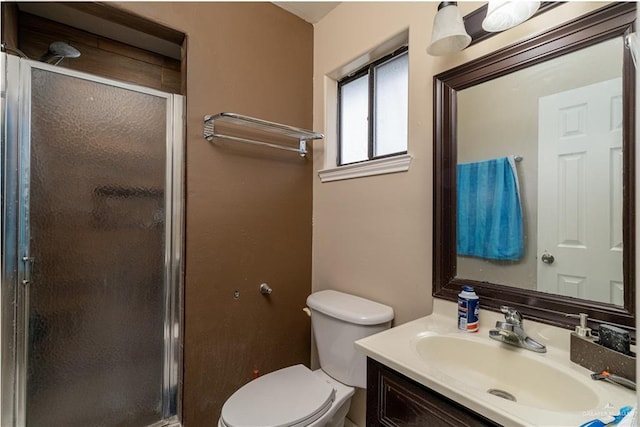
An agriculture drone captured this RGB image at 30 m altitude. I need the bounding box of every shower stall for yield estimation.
[1,53,184,426]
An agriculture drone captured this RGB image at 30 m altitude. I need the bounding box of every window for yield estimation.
[338,46,408,166]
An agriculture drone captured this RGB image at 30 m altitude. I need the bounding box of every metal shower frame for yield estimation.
[0,53,185,427]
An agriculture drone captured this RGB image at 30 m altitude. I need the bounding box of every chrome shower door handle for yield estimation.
[22,256,35,285]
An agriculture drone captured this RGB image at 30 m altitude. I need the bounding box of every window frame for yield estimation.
[337,45,409,166]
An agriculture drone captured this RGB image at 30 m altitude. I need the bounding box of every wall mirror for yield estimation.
[433,3,636,330]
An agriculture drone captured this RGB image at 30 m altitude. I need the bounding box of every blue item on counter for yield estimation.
[579,406,633,427]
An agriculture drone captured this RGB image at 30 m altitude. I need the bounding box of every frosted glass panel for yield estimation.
[375,53,408,157]
[27,69,167,426]
[340,74,369,164]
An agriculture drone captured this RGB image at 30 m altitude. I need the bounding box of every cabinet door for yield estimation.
[366,358,499,427]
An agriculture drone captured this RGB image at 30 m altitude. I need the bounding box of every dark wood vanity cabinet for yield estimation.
[366,358,500,427]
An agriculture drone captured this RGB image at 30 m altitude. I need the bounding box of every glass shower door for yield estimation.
[2,55,183,427]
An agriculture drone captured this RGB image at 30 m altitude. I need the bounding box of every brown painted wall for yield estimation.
[112,2,314,425]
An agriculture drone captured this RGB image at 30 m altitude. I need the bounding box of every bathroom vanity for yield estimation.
[356,299,636,427]
[366,357,498,426]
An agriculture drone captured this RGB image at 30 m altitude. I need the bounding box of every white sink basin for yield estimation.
[356,301,636,426]
[413,334,599,412]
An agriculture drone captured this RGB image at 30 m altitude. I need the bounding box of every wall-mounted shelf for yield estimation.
[203,113,324,157]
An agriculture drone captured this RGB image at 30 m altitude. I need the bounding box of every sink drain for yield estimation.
[487,389,517,402]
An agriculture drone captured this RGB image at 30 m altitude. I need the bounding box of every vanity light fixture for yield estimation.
[482,1,540,32]
[427,1,471,56]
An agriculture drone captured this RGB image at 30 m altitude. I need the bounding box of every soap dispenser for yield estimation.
[570,313,592,338]
[568,313,595,366]
[568,313,598,370]
[568,313,636,383]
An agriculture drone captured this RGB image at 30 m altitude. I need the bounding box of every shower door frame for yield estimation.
[0,53,185,427]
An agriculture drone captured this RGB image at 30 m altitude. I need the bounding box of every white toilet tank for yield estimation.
[306,290,394,389]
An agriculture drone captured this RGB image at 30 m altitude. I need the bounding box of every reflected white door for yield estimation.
[537,78,623,304]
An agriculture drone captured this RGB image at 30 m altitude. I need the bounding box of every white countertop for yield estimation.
[355,298,636,427]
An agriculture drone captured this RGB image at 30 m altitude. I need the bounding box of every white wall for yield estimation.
[312,2,609,425]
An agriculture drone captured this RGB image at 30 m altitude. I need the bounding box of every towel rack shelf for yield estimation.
[203,113,324,157]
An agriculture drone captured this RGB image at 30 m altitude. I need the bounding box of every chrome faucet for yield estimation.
[489,306,546,353]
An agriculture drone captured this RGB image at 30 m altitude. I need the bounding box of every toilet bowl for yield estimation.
[218,365,354,427]
[218,290,394,427]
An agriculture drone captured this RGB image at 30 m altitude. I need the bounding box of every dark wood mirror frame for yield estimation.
[433,2,637,332]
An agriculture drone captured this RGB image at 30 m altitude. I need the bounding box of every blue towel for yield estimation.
[457,156,523,260]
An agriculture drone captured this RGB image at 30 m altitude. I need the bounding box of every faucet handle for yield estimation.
[500,306,523,325]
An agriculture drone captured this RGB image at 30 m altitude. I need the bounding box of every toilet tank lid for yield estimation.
[306,290,394,325]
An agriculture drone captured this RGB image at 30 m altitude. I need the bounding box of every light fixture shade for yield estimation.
[482,1,540,32]
[427,2,472,56]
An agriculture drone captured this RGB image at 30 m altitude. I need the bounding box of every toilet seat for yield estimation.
[220,364,336,427]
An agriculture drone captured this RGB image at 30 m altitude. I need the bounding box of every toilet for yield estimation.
[218,290,394,427]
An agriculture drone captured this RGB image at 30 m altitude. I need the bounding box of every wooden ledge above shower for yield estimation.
[2,2,186,94]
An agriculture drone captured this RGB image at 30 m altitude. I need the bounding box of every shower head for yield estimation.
[39,41,81,65]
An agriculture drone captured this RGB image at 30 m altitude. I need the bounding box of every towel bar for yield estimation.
[203,113,324,157]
